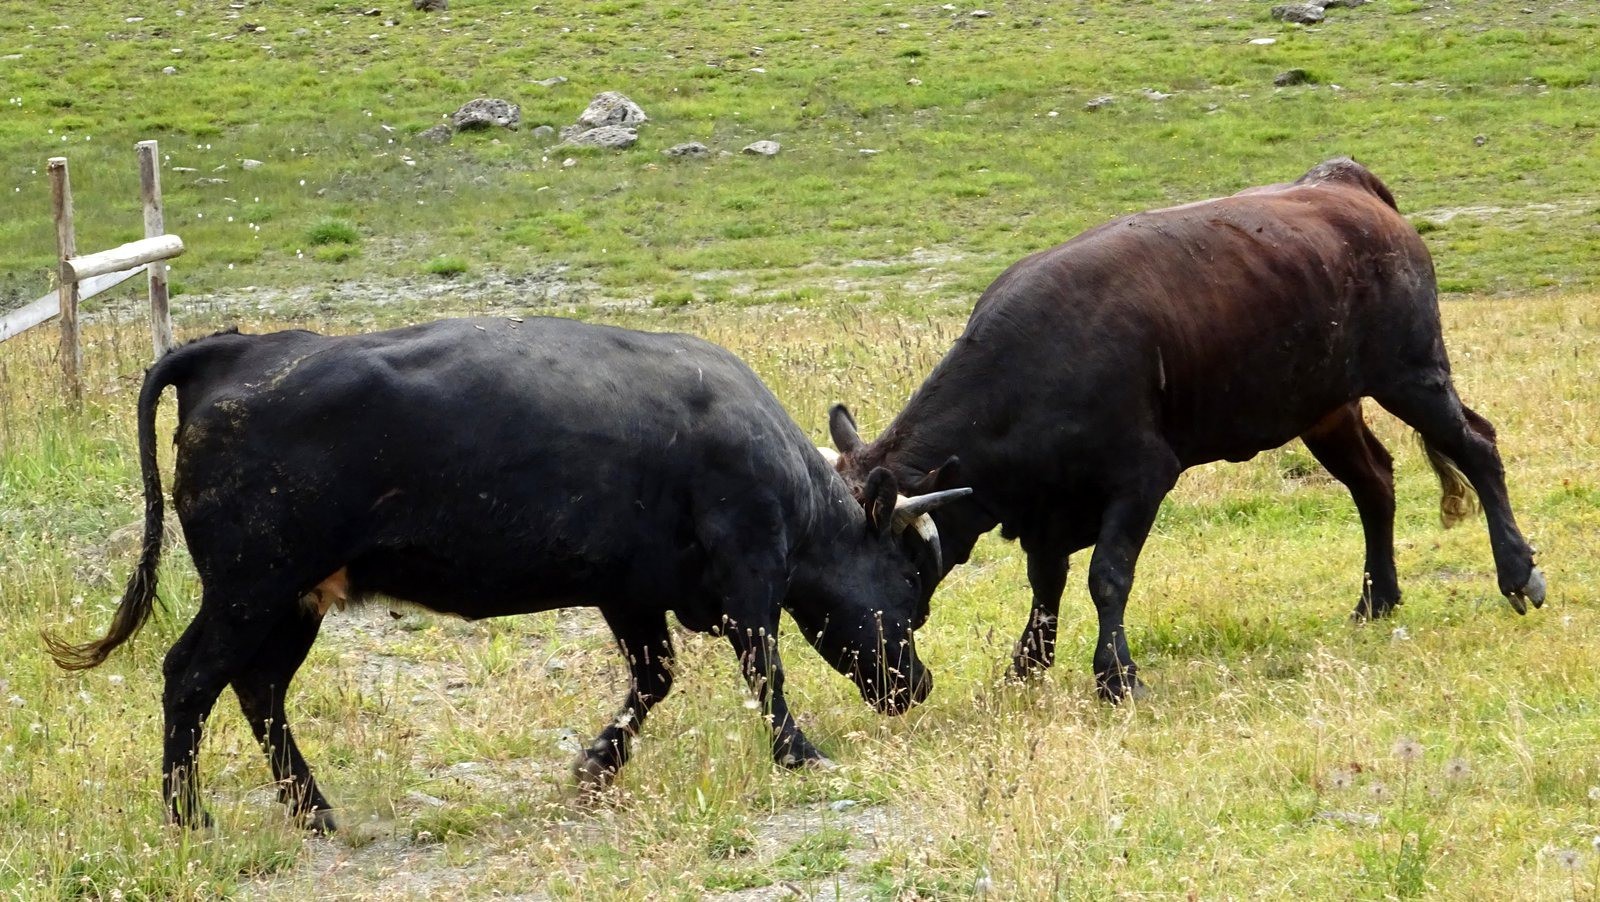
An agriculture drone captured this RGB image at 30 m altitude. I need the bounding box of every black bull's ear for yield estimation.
[862,467,897,536]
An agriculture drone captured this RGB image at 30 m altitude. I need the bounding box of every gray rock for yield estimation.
[452,98,520,131]
[1272,4,1325,24]
[1085,95,1115,111]
[531,125,556,141]
[563,126,638,149]
[970,9,992,16]
[1274,68,1313,86]
[161,65,177,75]
[418,123,454,143]
[412,0,446,10]
[1314,810,1379,828]
[535,76,568,88]
[742,140,781,156]
[558,124,587,141]
[1320,0,1368,8]
[241,158,265,170]
[663,141,710,158]
[576,91,648,129]
[1473,134,1488,146]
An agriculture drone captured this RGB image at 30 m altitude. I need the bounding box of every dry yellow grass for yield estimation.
[1,293,1597,899]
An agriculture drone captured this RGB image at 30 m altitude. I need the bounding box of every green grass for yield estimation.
[2,1,1599,310]
[2,295,1599,898]
[4,1,1600,897]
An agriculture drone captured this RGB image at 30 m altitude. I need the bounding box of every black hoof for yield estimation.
[1096,672,1145,704]
[1504,566,1546,614]
[302,807,338,834]
[572,752,619,793]
[773,736,827,770]
[1009,653,1053,682]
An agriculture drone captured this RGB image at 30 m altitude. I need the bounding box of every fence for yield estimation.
[0,140,185,400]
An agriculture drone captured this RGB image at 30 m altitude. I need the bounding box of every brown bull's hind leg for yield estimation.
[1373,381,1543,612]
[1301,402,1402,620]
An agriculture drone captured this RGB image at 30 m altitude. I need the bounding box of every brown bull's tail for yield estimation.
[45,350,188,670]
[1418,433,1478,529]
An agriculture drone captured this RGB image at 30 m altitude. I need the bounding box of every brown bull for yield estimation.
[829,158,1545,699]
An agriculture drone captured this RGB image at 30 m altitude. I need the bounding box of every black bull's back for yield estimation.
[833,158,1545,701]
[170,318,785,618]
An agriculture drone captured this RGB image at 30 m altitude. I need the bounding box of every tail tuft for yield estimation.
[1418,433,1478,529]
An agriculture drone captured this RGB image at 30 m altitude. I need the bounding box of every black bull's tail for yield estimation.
[44,349,190,670]
[1419,433,1479,529]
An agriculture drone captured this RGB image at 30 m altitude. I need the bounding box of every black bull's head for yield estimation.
[805,443,970,714]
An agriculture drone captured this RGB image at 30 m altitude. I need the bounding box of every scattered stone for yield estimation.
[561,157,576,168]
[1314,810,1379,828]
[412,0,446,10]
[829,799,860,812]
[161,65,177,74]
[1272,4,1325,24]
[859,148,881,155]
[970,9,992,17]
[1249,37,1277,45]
[241,158,264,170]
[451,97,520,131]
[417,123,453,143]
[361,7,382,15]
[1141,87,1173,101]
[875,27,888,34]
[1473,134,1488,146]
[558,124,587,141]
[742,140,781,156]
[563,125,638,149]
[171,166,197,172]
[1321,0,1368,7]
[195,177,228,185]
[405,790,446,808]
[907,77,923,86]
[663,141,709,158]
[1274,68,1313,86]
[576,91,648,129]
[531,124,556,141]
[1085,95,1115,111]
[535,75,568,87]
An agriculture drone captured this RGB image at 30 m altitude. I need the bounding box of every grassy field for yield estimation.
[4,0,1600,899]
[1,0,1598,309]
[2,294,1599,899]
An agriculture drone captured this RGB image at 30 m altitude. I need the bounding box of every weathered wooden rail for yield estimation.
[0,140,185,400]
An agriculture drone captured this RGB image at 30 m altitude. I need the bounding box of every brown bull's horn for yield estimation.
[890,487,973,531]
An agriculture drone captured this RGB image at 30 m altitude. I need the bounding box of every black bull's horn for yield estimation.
[815,446,972,575]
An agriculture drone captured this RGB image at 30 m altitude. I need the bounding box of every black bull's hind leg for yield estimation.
[1374,380,1545,612]
[575,609,676,789]
[232,606,335,831]
[1300,403,1402,620]
[162,588,300,828]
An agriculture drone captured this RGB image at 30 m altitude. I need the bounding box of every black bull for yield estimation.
[47,317,967,830]
[830,158,1545,700]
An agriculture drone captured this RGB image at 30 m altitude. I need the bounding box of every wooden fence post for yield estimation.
[49,157,81,402]
[137,140,174,357]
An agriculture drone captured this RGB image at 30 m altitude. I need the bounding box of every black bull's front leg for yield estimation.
[575,608,677,788]
[725,614,828,768]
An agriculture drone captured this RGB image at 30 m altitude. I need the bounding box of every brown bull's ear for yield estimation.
[862,467,897,537]
[928,455,962,492]
[829,404,864,455]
